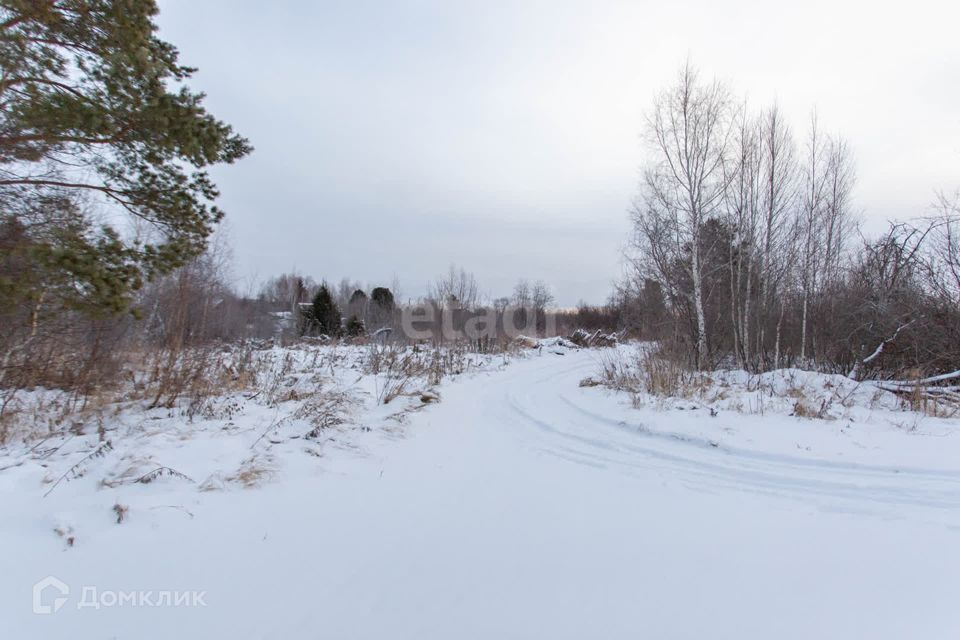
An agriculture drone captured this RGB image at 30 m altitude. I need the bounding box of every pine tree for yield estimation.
[0,0,251,315]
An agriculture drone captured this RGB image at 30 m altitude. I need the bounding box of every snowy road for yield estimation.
[502,357,960,513]
[7,349,960,639]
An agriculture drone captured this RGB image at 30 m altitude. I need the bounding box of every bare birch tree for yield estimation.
[820,136,857,290]
[797,112,829,363]
[635,62,733,368]
[757,104,799,369]
[430,265,480,310]
[723,107,762,368]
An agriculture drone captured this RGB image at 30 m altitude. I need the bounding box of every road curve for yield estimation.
[481,350,960,515]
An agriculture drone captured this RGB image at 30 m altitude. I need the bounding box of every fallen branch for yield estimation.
[875,383,960,411]
[848,320,916,381]
[878,370,960,388]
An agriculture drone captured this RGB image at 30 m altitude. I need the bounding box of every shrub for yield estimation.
[345,315,365,337]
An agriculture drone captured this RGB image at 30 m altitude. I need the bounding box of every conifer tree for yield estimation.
[310,285,341,336]
[0,0,251,315]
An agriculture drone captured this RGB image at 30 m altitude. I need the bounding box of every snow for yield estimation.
[3,344,960,638]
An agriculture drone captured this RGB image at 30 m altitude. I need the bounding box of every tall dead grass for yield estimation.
[599,345,704,400]
[365,341,491,404]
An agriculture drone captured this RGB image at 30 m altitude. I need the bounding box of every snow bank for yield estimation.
[0,343,510,526]
[588,343,960,471]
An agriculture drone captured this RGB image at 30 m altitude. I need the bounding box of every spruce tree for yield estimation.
[310,285,341,337]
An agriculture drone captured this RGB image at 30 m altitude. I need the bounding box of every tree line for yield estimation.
[257,267,586,342]
[623,62,960,379]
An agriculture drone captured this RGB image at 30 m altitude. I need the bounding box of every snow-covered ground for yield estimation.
[3,343,960,639]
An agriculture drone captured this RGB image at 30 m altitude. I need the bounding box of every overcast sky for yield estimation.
[156,0,959,306]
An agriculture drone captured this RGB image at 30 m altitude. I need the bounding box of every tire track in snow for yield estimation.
[493,353,960,514]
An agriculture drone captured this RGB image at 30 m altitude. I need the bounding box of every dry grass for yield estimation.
[639,350,696,397]
[228,455,276,489]
[0,343,285,444]
[791,397,831,419]
[297,390,356,438]
[599,346,706,401]
[366,342,479,404]
[141,343,265,416]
